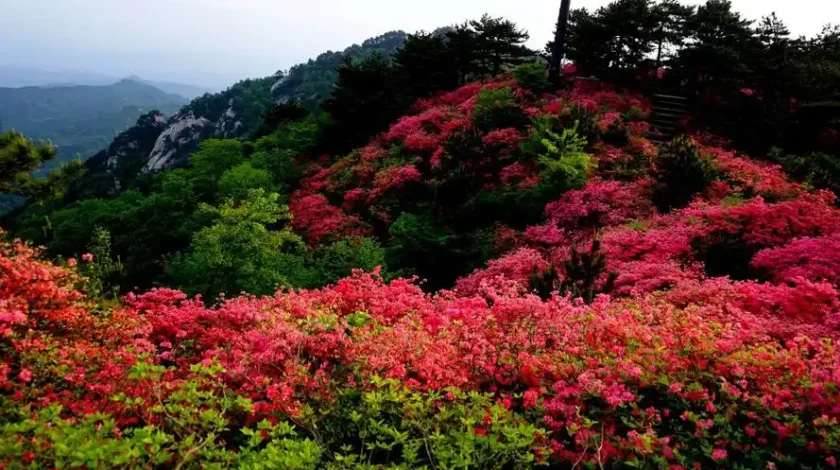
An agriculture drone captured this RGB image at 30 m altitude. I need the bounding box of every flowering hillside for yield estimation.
[3,76,840,469]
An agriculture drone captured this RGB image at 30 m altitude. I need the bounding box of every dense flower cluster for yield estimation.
[4,77,840,468]
[3,234,840,468]
[289,76,652,244]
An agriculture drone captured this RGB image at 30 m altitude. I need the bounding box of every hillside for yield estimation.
[86,31,408,188]
[0,79,187,165]
[124,75,212,100]
[3,74,840,468]
[3,6,840,467]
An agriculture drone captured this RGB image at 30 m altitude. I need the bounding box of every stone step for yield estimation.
[651,105,686,114]
[651,112,685,120]
[652,93,688,101]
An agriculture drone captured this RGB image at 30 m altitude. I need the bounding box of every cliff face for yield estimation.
[85,111,169,174]
[88,31,408,189]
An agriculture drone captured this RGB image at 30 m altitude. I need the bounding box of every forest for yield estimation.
[1,0,840,468]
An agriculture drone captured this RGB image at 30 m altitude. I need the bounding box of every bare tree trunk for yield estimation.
[548,0,573,84]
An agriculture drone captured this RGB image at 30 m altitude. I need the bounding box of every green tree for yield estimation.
[558,0,664,77]
[392,32,460,99]
[466,15,533,76]
[651,0,695,66]
[217,163,273,201]
[0,131,56,194]
[322,53,403,154]
[674,0,758,91]
[560,238,617,303]
[186,139,247,199]
[166,189,310,300]
[312,237,387,285]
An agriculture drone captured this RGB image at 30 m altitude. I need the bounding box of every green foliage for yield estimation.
[674,0,757,90]
[252,101,309,139]
[652,136,718,211]
[217,163,273,201]
[0,130,56,194]
[471,87,529,131]
[558,0,681,77]
[513,62,549,92]
[323,18,535,155]
[387,213,453,282]
[0,405,172,469]
[392,32,461,100]
[523,118,595,193]
[769,148,840,197]
[456,15,534,77]
[166,189,309,299]
[561,238,618,303]
[187,139,247,199]
[321,379,547,469]
[82,227,125,300]
[323,53,402,151]
[312,237,387,286]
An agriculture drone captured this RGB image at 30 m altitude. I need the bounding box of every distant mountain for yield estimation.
[89,31,409,185]
[0,65,116,88]
[0,66,212,99]
[123,76,212,100]
[0,79,188,166]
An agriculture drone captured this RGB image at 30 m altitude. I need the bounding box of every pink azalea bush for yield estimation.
[2,237,840,468]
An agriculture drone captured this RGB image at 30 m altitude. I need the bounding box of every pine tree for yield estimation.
[561,238,617,303]
[0,131,56,194]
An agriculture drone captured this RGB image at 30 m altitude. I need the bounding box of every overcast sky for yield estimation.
[0,0,836,89]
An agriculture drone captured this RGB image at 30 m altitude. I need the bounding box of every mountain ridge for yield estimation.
[0,79,188,167]
[84,30,409,189]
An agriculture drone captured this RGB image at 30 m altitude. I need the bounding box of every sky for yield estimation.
[0,0,837,90]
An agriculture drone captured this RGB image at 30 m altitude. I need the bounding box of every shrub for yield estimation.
[523,118,595,193]
[312,236,387,285]
[4,240,840,468]
[472,87,529,131]
[652,136,718,211]
[513,62,549,92]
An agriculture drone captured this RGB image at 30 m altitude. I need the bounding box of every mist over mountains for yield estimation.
[0,65,213,99]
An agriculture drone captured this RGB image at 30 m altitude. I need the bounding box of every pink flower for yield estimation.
[18,369,32,383]
[711,449,728,461]
[523,389,539,409]
[67,258,77,267]
[82,253,94,262]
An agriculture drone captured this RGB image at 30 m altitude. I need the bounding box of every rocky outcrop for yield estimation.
[86,30,410,186]
[143,112,212,171]
[85,111,168,174]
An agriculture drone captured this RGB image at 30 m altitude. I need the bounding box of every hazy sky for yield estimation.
[1,0,836,89]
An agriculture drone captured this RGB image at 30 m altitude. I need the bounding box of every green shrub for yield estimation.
[472,87,528,131]
[769,147,840,197]
[652,136,718,212]
[313,237,387,285]
[522,117,595,193]
[513,62,549,92]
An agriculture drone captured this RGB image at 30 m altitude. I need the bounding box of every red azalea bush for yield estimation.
[289,76,652,245]
[751,232,840,284]
[5,77,840,469]
[2,237,840,468]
